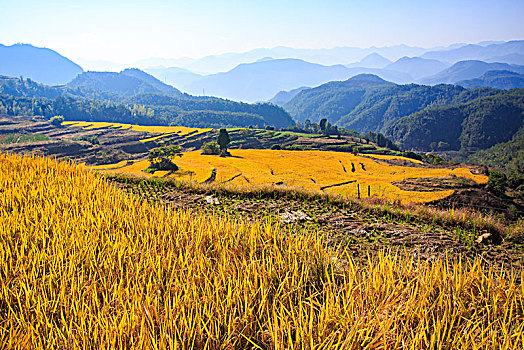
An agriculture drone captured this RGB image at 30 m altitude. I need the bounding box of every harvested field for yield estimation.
[95,149,488,203]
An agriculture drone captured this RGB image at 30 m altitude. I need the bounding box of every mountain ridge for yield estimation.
[0,43,83,85]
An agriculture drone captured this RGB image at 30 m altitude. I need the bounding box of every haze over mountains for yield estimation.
[1,40,524,103]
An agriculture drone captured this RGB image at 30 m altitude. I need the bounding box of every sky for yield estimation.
[1,0,523,64]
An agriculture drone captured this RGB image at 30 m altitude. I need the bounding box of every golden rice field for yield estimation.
[62,121,213,142]
[93,149,488,203]
[0,153,523,348]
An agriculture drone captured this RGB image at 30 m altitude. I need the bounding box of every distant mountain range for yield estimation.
[421,40,524,64]
[161,45,431,74]
[384,57,450,80]
[346,53,392,68]
[0,43,83,85]
[183,59,353,102]
[2,41,524,103]
[419,60,524,85]
[144,66,203,91]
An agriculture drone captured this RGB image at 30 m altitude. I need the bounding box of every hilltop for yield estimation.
[67,69,185,98]
[0,43,83,85]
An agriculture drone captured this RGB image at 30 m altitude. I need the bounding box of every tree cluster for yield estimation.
[147,145,183,172]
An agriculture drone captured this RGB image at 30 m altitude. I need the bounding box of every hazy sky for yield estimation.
[1,0,523,63]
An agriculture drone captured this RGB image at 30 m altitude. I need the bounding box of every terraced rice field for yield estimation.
[92,149,488,203]
[62,121,213,142]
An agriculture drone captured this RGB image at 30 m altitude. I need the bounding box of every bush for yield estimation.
[271,144,282,150]
[488,171,508,194]
[403,151,423,161]
[147,145,183,172]
[49,115,64,127]
[73,135,99,145]
[201,141,220,155]
[422,153,446,165]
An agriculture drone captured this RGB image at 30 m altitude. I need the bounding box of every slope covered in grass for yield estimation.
[0,153,522,348]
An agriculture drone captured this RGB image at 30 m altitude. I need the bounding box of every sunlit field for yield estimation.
[93,149,488,203]
[0,153,522,348]
[62,121,213,142]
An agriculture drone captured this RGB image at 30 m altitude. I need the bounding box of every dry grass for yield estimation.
[96,149,487,204]
[0,153,522,348]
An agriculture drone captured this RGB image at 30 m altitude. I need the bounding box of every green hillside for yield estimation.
[284,74,500,133]
[385,89,524,153]
[464,129,524,174]
[0,74,294,128]
[457,70,524,90]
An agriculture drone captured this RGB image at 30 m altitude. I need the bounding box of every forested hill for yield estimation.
[457,70,524,90]
[0,75,294,128]
[384,89,524,153]
[66,69,185,99]
[128,94,293,128]
[283,74,395,126]
[284,74,500,133]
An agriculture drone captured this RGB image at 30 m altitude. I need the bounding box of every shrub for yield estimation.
[487,171,508,194]
[201,141,220,155]
[49,115,64,127]
[147,145,183,172]
[403,151,423,161]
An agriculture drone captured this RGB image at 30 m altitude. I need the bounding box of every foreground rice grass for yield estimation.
[0,153,522,349]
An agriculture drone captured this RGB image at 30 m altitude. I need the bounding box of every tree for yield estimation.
[304,119,312,132]
[319,118,327,132]
[217,129,231,156]
[147,145,183,172]
[49,115,64,127]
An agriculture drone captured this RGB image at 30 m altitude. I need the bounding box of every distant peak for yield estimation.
[349,53,392,68]
[363,52,387,59]
[347,73,388,83]
[256,57,274,62]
